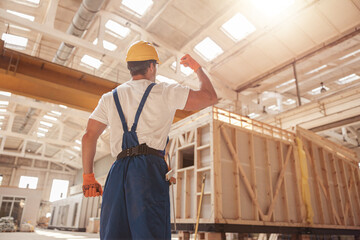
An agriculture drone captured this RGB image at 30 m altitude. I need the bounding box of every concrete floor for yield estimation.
[0,228,181,240]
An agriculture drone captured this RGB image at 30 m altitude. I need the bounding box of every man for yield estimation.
[82,41,217,240]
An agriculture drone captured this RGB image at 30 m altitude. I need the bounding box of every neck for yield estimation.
[132,75,155,82]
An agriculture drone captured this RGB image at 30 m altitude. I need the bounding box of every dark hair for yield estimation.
[127,60,157,76]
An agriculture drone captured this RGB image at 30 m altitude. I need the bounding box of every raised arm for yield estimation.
[180,54,218,111]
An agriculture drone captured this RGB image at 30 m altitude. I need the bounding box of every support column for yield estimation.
[292,62,302,106]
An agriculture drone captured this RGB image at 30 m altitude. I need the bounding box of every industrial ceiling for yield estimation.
[0,0,359,169]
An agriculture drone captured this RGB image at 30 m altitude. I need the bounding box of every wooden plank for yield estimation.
[329,153,346,225]
[213,121,223,222]
[185,170,191,219]
[220,125,266,220]
[292,143,306,223]
[304,141,325,224]
[249,133,259,221]
[278,142,290,222]
[349,166,360,225]
[265,145,293,221]
[318,148,341,225]
[233,128,242,219]
[264,139,274,221]
[338,159,356,225]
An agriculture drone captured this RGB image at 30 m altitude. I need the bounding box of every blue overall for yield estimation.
[100,83,171,240]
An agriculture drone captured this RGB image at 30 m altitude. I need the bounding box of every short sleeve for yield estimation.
[89,94,109,125]
[162,83,190,112]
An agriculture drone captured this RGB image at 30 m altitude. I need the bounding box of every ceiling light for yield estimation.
[247,113,260,119]
[59,105,67,109]
[0,101,9,105]
[93,38,117,51]
[221,13,256,42]
[339,49,360,60]
[156,75,178,84]
[38,127,49,132]
[81,55,103,69]
[9,24,30,32]
[320,82,327,93]
[1,33,28,50]
[40,121,53,127]
[306,65,327,75]
[276,78,295,88]
[26,0,40,4]
[336,73,360,85]
[75,140,81,145]
[283,99,296,105]
[308,84,329,95]
[0,109,6,113]
[121,0,153,17]
[252,0,295,16]
[43,115,57,121]
[50,110,61,116]
[194,37,224,62]
[0,91,11,97]
[105,20,130,39]
[6,10,35,21]
[171,62,193,76]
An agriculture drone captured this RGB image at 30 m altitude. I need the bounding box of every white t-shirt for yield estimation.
[90,79,190,157]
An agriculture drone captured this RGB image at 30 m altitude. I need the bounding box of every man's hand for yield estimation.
[180,54,200,72]
[83,173,103,197]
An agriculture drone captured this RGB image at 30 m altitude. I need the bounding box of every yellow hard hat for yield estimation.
[126,41,161,64]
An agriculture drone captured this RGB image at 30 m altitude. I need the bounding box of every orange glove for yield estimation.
[180,54,201,72]
[82,173,103,197]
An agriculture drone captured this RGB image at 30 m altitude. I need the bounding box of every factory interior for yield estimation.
[0,0,360,239]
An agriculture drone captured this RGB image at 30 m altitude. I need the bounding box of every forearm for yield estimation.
[82,133,97,174]
[196,67,218,103]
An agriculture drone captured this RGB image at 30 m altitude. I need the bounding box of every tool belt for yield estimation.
[117,143,164,160]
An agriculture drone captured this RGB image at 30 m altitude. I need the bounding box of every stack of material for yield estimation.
[86,217,100,233]
[20,223,34,232]
[0,217,16,232]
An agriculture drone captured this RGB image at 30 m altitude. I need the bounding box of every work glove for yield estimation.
[180,54,201,72]
[82,173,103,197]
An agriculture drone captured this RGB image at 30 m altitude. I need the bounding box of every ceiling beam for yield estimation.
[310,115,360,132]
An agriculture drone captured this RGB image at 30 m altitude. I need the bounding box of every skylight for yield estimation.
[81,55,103,69]
[0,91,11,97]
[306,65,327,75]
[339,49,360,60]
[50,110,61,116]
[171,62,193,76]
[268,105,279,111]
[252,0,295,16]
[73,146,81,151]
[59,105,67,109]
[283,98,296,105]
[0,101,9,105]
[221,13,256,42]
[37,132,45,137]
[27,0,40,4]
[1,33,28,50]
[40,121,53,128]
[38,127,49,132]
[93,38,117,51]
[75,140,82,145]
[276,78,295,88]
[105,20,130,39]
[247,113,260,119]
[0,109,6,113]
[9,24,30,32]
[122,0,153,17]
[194,37,224,62]
[0,116,4,120]
[6,10,35,21]
[156,75,178,84]
[336,73,360,85]
[43,115,57,121]
[308,85,329,95]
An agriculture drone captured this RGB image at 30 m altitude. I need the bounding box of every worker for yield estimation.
[82,40,217,240]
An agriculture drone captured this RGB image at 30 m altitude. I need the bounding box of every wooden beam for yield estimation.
[310,115,360,132]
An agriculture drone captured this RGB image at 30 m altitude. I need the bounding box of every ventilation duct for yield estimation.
[53,0,105,65]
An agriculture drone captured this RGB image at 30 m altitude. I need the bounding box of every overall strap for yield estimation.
[131,83,156,132]
[112,88,129,132]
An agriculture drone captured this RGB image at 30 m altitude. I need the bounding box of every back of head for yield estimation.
[126,41,160,76]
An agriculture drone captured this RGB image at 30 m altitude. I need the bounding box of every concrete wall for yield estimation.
[0,186,42,226]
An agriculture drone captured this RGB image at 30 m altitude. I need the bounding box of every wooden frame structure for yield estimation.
[168,107,360,234]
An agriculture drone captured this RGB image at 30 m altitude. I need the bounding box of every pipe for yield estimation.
[53,0,105,65]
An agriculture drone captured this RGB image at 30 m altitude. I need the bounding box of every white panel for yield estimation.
[239,45,277,73]
[172,0,215,25]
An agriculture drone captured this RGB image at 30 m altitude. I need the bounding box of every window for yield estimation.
[194,37,224,62]
[49,179,69,202]
[80,55,103,69]
[0,196,26,227]
[105,20,130,39]
[121,0,153,17]
[1,33,28,50]
[0,175,3,185]
[93,38,118,51]
[171,62,193,76]
[19,176,38,189]
[221,13,256,42]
